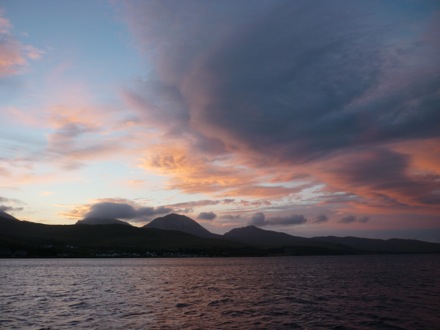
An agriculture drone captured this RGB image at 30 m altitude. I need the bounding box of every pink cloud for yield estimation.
[0,9,42,77]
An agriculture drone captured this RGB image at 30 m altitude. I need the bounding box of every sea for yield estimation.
[1,255,439,329]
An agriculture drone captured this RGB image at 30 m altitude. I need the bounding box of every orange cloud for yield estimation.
[140,144,245,189]
[393,138,440,176]
[310,145,440,215]
[138,143,315,200]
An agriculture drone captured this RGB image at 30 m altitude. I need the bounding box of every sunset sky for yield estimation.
[1,0,439,242]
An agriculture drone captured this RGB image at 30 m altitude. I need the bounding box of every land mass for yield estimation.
[1,212,439,257]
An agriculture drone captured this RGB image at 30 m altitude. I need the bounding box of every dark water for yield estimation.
[1,255,439,329]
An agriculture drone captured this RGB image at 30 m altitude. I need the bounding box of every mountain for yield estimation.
[144,213,217,238]
[0,216,239,257]
[224,226,440,254]
[312,236,440,254]
[1,212,439,257]
[0,210,19,222]
[76,217,132,226]
[224,225,311,246]
[223,225,357,254]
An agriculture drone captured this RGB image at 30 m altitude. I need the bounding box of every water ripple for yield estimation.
[1,255,439,329]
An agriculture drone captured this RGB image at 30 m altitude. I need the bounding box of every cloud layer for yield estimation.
[118,0,440,218]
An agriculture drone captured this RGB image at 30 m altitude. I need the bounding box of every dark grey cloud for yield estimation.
[0,196,24,213]
[249,212,266,226]
[197,211,217,221]
[85,202,172,221]
[339,215,369,224]
[339,216,356,224]
[192,2,440,164]
[272,215,307,226]
[123,0,440,165]
[0,205,23,212]
[249,212,307,227]
[313,214,328,224]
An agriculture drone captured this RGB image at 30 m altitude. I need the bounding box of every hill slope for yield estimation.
[313,236,440,254]
[223,225,440,254]
[224,225,310,246]
[223,225,358,254]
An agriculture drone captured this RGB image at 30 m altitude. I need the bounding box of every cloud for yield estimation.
[122,1,440,162]
[61,198,174,222]
[270,214,308,226]
[0,204,23,212]
[138,143,294,197]
[117,0,440,216]
[191,3,440,164]
[64,198,241,223]
[84,202,172,221]
[6,83,140,172]
[220,214,242,221]
[0,196,24,213]
[43,101,136,170]
[249,212,266,226]
[249,212,307,227]
[0,9,42,77]
[197,211,217,221]
[339,215,369,224]
[313,214,328,224]
[318,148,440,213]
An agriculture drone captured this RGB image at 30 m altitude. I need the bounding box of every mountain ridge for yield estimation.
[1,210,439,257]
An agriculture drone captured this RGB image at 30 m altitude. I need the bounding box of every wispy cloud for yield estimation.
[0,9,42,77]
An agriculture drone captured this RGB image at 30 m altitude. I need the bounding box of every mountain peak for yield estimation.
[143,213,215,238]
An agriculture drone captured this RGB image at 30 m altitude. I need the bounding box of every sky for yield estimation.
[1,0,439,242]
